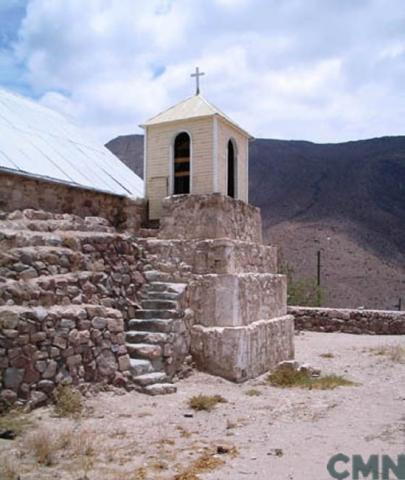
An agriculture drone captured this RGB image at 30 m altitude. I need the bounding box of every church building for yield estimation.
[141,68,253,219]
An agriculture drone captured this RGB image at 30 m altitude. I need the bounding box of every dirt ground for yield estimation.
[1,331,404,480]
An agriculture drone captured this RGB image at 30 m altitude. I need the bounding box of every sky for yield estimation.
[1,0,405,143]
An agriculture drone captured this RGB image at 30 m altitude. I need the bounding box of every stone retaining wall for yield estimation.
[0,170,146,233]
[0,304,131,407]
[290,306,405,334]
[0,227,146,321]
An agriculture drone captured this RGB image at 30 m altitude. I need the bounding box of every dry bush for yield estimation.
[70,429,96,479]
[0,457,19,480]
[188,394,227,412]
[320,352,335,359]
[54,384,83,417]
[24,428,57,466]
[73,428,96,458]
[0,408,33,437]
[62,235,79,250]
[370,343,405,363]
[55,426,74,450]
[245,388,262,396]
[176,426,192,438]
[268,369,356,390]
[226,419,237,430]
[174,451,225,480]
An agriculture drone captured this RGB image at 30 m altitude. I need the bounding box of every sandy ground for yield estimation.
[1,331,404,480]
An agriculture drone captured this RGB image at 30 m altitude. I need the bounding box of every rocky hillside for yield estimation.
[106,134,405,310]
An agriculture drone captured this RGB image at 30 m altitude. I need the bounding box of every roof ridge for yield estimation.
[141,93,197,126]
[141,93,253,138]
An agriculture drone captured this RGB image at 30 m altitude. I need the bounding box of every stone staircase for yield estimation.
[126,276,187,395]
[0,209,189,397]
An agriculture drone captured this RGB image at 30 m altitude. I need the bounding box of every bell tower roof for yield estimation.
[140,94,253,139]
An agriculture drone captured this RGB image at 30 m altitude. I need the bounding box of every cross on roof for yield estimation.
[190,67,205,95]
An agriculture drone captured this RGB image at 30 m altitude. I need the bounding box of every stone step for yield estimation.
[1,211,114,233]
[0,270,109,307]
[143,270,173,283]
[144,383,177,396]
[128,319,173,333]
[7,209,106,222]
[129,358,155,377]
[144,282,167,292]
[134,309,182,320]
[0,303,122,327]
[126,342,162,360]
[132,372,168,387]
[142,291,179,301]
[0,229,125,251]
[138,228,159,238]
[126,331,169,344]
[145,282,187,294]
[141,299,178,310]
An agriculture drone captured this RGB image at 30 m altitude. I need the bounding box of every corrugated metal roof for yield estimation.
[140,94,253,138]
[0,88,144,198]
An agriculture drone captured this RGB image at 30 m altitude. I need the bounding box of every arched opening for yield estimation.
[227,139,237,198]
[173,132,191,195]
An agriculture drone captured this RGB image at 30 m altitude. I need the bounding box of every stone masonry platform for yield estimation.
[141,193,295,382]
[191,316,294,382]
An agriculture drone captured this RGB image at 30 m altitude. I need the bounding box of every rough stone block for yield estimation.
[4,367,25,391]
[190,315,294,382]
[159,194,262,243]
[188,273,287,327]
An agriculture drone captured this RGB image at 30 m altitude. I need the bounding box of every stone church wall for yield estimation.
[290,306,405,334]
[0,170,145,233]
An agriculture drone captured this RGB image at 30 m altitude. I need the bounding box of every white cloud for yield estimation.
[6,0,405,142]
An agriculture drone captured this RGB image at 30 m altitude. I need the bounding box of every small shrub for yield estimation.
[311,375,356,390]
[174,451,225,480]
[54,385,83,417]
[226,419,237,430]
[0,458,19,480]
[268,369,356,390]
[188,394,227,411]
[320,352,334,359]
[279,261,324,306]
[0,409,32,437]
[370,344,405,363]
[56,427,73,450]
[73,429,96,458]
[62,235,79,250]
[24,429,56,466]
[245,389,262,396]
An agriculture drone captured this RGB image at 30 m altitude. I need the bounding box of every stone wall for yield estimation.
[0,170,146,233]
[0,304,131,406]
[0,209,148,403]
[0,220,146,322]
[141,238,277,280]
[188,274,287,327]
[159,193,262,243]
[290,306,405,334]
[191,316,294,382]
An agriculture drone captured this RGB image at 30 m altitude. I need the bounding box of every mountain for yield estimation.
[106,135,144,178]
[106,134,405,310]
